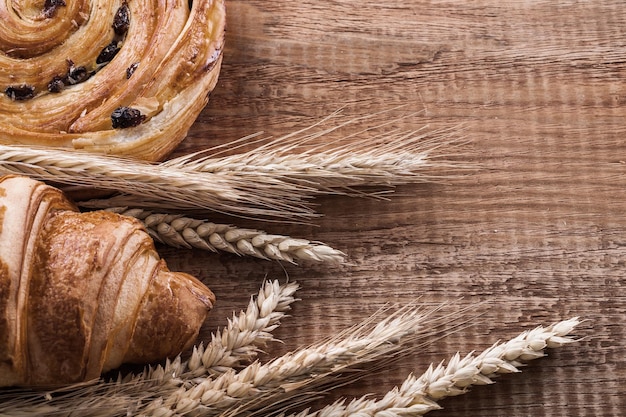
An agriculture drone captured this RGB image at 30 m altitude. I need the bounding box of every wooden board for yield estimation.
[162,1,625,415]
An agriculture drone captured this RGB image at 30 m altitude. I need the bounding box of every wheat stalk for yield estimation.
[0,280,300,416]
[284,317,581,417]
[0,110,463,221]
[143,303,468,416]
[0,301,580,417]
[106,208,346,264]
[0,300,455,417]
[0,143,305,221]
[124,280,301,391]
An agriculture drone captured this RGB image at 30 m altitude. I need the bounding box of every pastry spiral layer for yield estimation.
[0,0,226,161]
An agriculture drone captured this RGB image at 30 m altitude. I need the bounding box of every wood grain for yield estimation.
[163,1,625,415]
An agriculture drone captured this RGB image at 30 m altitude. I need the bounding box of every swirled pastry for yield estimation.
[0,0,225,161]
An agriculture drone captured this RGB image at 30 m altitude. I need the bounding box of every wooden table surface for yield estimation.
[162,1,624,416]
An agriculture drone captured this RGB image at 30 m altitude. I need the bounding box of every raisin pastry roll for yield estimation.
[0,0,226,161]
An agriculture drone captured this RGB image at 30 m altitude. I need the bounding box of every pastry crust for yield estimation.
[0,0,226,161]
[0,175,216,387]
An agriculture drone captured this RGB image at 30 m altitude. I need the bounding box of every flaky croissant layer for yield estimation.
[0,175,216,387]
[0,0,226,161]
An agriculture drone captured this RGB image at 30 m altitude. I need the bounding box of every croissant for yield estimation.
[0,175,216,387]
[0,0,226,161]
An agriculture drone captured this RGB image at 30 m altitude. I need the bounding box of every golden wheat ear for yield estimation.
[0,109,469,222]
[280,318,581,417]
[104,207,347,264]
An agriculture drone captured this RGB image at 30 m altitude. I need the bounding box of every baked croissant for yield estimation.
[0,0,225,161]
[0,175,216,387]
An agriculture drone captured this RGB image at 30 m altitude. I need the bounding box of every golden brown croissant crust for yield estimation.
[0,0,226,161]
[0,175,216,387]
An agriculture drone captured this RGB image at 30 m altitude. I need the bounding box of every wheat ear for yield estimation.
[159,109,462,195]
[143,304,465,416]
[0,143,306,221]
[287,317,581,417]
[0,281,300,416]
[106,208,346,264]
[0,110,463,221]
[133,280,301,388]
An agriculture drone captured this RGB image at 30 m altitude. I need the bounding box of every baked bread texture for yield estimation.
[0,0,226,161]
[0,175,216,387]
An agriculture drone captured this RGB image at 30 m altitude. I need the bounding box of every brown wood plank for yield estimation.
[163,1,625,415]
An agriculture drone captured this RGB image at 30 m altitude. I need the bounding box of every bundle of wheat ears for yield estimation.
[0,108,582,416]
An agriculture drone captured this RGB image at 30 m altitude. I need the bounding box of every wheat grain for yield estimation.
[162,120,459,194]
[174,280,301,381]
[0,280,300,416]
[201,280,300,370]
[106,207,346,264]
[0,307,580,417]
[0,110,464,221]
[0,144,309,221]
[145,303,466,417]
[121,280,300,393]
[284,317,581,417]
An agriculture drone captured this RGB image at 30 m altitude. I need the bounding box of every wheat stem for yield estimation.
[123,281,300,392]
[0,280,300,416]
[196,280,300,374]
[286,317,581,417]
[0,110,463,221]
[0,144,309,221]
[145,304,461,416]
[106,207,346,264]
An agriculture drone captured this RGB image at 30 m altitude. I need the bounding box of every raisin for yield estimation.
[5,85,35,101]
[126,62,139,79]
[47,76,65,93]
[96,41,121,65]
[66,60,92,85]
[111,107,145,129]
[112,3,130,36]
[43,0,66,18]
